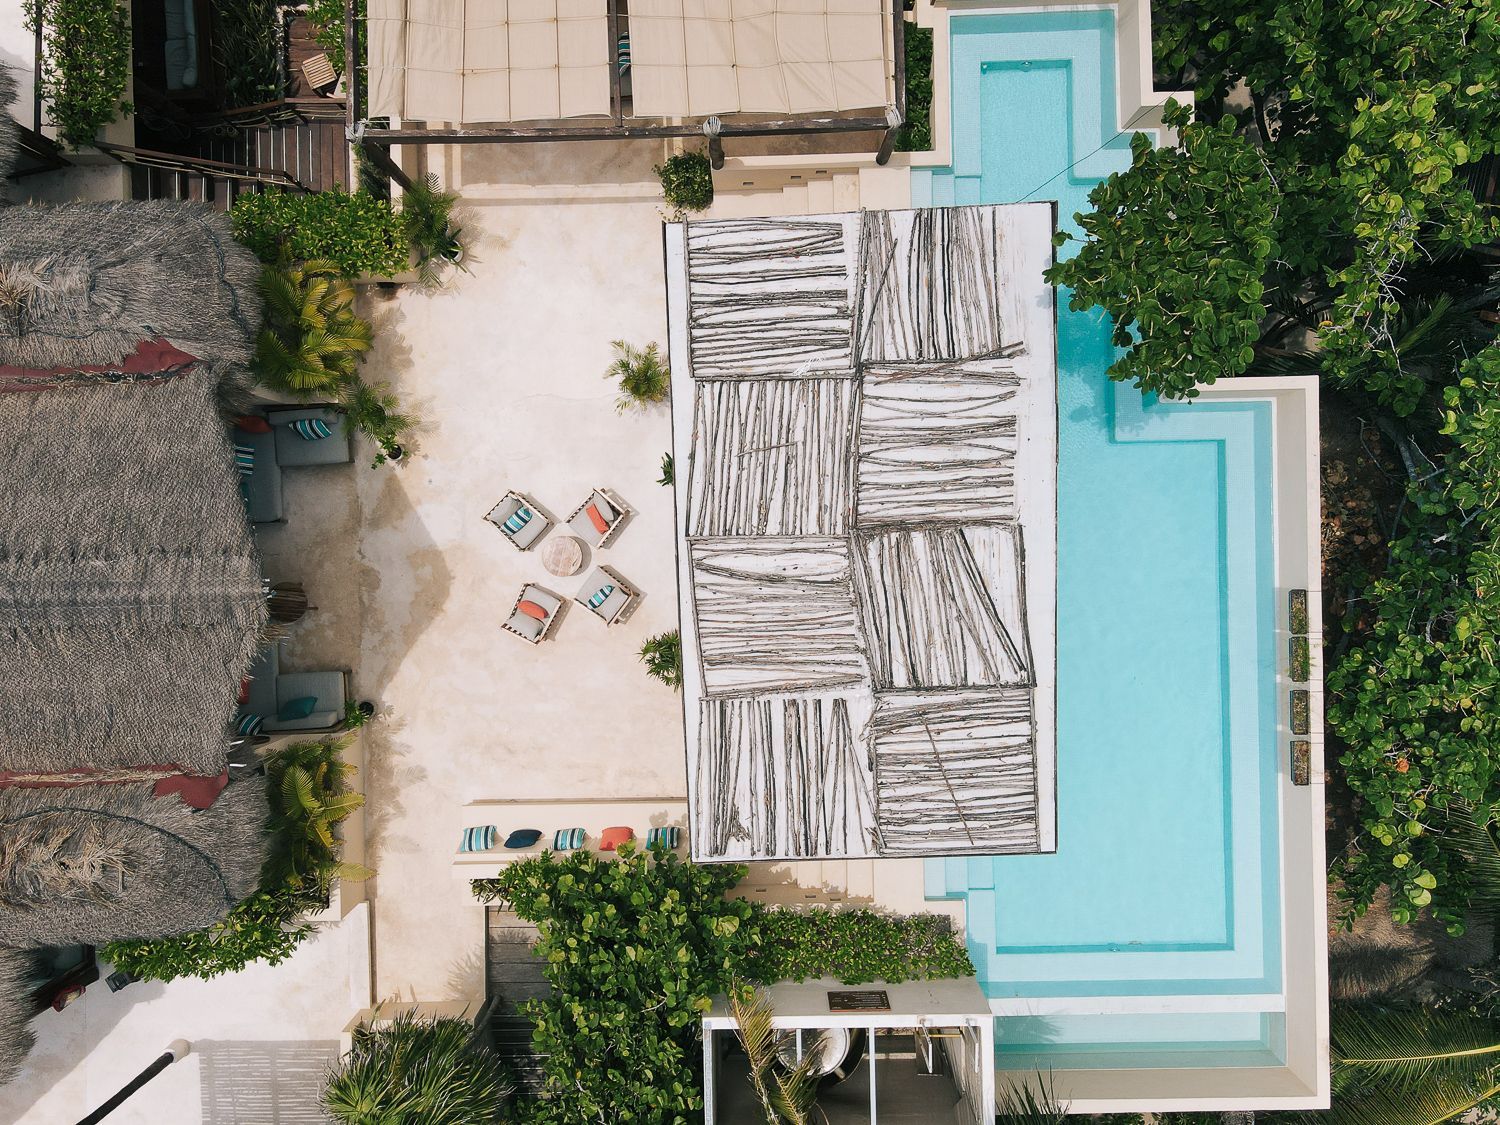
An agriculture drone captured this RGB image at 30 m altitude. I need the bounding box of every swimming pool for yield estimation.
[915,8,1286,1067]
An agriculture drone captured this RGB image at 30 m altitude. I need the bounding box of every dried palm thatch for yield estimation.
[0,777,268,947]
[0,949,37,1088]
[0,68,17,187]
[0,364,268,776]
[0,199,259,368]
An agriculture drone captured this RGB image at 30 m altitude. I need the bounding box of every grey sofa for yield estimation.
[243,644,349,733]
[241,407,353,524]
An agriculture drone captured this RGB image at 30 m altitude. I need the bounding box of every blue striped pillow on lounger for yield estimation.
[290,417,332,441]
[587,583,615,609]
[503,507,533,535]
[460,825,497,852]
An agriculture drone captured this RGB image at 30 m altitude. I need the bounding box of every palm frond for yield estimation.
[1332,1005,1500,1093]
[1307,1073,1500,1125]
[996,1075,1068,1125]
[1440,802,1500,915]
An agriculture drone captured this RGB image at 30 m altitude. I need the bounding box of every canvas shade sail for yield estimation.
[369,0,613,123]
[627,0,891,118]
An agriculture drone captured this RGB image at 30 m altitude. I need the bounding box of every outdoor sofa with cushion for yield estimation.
[565,488,630,549]
[243,644,349,733]
[241,406,353,523]
[502,584,563,644]
[574,565,639,625]
[485,491,551,550]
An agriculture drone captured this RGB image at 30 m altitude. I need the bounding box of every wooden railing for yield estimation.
[93,142,311,191]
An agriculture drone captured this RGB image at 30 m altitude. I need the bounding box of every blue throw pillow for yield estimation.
[587,584,615,609]
[504,829,542,849]
[233,443,255,477]
[460,826,497,852]
[290,417,332,441]
[278,696,318,721]
[647,826,681,850]
[552,827,585,851]
[503,507,533,535]
[235,711,264,737]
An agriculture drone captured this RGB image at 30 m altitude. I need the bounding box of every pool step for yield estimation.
[707,167,906,220]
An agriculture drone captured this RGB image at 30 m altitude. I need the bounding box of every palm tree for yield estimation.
[322,1011,513,1125]
[639,630,682,689]
[253,260,373,397]
[729,985,823,1125]
[1318,1004,1500,1125]
[263,739,371,905]
[606,340,670,411]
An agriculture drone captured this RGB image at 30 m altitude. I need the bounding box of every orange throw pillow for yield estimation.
[586,503,610,535]
[517,599,549,621]
[599,826,635,852]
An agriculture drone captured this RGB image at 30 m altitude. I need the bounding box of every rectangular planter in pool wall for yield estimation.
[1290,690,1310,736]
[1289,588,1309,635]
[1289,636,1310,682]
[1291,740,1310,786]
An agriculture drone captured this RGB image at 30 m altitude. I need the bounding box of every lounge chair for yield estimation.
[485,491,551,550]
[502,584,563,643]
[565,488,630,549]
[242,644,350,733]
[574,565,639,625]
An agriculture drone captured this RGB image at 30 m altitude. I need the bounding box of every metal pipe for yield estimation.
[76,1041,190,1125]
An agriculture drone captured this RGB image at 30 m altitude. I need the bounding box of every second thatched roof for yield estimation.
[0,199,260,369]
[0,364,268,776]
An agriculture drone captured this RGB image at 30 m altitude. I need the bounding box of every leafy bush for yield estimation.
[103,739,367,981]
[27,0,132,147]
[473,845,754,1124]
[746,908,974,985]
[606,339,671,410]
[1046,102,1278,399]
[305,0,364,78]
[343,377,416,466]
[655,151,714,214]
[230,190,410,278]
[254,260,374,397]
[323,1011,513,1125]
[894,24,933,153]
[211,0,284,109]
[400,173,466,287]
[1329,344,1500,931]
[639,630,682,689]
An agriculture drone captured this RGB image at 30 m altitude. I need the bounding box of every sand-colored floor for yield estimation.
[264,139,693,1002]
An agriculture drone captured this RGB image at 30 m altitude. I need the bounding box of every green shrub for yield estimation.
[305,0,364,77]
[27,0,132,147]
[230,190,410,278]
[324,1011,513,1125]
[894,24,933,153]
[211,0,283,109]
[343,377,416,467]
[254,260,373,397]
[658,452,674,487]
[747,908,974,985]
[400,172,466,287]
[639,630,682,689]
[474,846,754,1123]
[654,151,713,214]
[103,739,367,981]
[606,339,671,410]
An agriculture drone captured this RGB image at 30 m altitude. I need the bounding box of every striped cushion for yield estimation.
[233,443,255,477]
[587,583,615,609]
[503,507,533,535]
[553,827,585,851]
[290,417,332,441]
[459,825,497,852]
[617,34,631,74]
[646,826,680,851]
[235,711,264,737]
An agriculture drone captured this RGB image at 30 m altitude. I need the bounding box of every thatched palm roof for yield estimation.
[0,69,17,187]
[0,776,268,947]
[0,364,268,775]
[0,199,259,368]
[0,950,36,1088]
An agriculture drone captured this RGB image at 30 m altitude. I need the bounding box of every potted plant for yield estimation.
[342,378,415,467]
[400,173,467,287]
[606,340,670,411]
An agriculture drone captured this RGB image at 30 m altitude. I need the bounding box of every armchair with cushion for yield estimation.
[502,585,563,644]
[242,644,349,733]
[565,488,630,549]
[485,491,551,550]
[574,565,639,625]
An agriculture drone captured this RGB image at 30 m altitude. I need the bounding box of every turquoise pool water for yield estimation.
[916,9,1285,1064]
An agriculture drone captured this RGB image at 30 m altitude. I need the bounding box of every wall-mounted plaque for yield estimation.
[827,990,890,1012]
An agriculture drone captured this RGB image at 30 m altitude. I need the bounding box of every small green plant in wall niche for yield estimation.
[655,150,714,214]
[639,630,683,689]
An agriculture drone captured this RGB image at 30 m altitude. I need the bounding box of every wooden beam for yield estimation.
[360,139,417,193]
[364,115,892,145]
[607,0,624,127]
